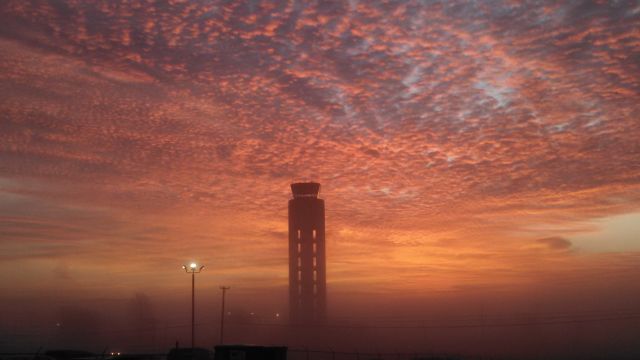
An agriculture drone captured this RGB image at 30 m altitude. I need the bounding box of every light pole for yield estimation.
[219,286,230,344]
[182,262,204,348]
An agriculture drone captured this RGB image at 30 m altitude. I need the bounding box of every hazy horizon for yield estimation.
[1,1,639,358]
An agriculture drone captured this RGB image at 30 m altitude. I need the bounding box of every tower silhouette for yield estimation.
[288,182,326,324]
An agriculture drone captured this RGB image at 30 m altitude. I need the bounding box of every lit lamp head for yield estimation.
[182,262,205,272]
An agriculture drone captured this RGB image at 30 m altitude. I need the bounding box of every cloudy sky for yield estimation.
[1,0,640,353]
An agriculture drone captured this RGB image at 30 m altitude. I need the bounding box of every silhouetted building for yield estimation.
[288,182,326,324]
[214,345,287,360]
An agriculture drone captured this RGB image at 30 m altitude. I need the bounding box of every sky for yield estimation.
[1,0,640,356]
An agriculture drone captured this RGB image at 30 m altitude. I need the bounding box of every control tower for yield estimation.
[288,182,326,324]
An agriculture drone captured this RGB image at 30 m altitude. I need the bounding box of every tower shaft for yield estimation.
[288,183,326,324]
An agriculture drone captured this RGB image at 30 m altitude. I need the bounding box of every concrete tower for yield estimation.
[288,182,326,324]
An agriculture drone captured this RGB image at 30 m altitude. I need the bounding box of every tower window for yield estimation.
[313,243,316,253]
[312,229,316,239]
[298,270,301,281]
[313,270,317,281]
[297,257,301,267]
[297,229,301,240]
[313,257,316,267]
[297,243,301,253]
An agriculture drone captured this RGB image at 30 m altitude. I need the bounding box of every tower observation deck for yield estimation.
[288,182,326,324]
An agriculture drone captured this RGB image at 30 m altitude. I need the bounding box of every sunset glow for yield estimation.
[1,1,639,357]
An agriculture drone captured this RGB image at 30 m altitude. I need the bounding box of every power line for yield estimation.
[7,311,640,338]
[228,313,640,329]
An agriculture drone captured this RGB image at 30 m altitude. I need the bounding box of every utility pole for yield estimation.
[219,286,230,344]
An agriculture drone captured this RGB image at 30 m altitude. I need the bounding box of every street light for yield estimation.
[182,262,204,348]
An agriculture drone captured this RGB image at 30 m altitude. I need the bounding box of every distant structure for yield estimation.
[288,182,326,324]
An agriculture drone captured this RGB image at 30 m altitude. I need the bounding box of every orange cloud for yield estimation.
[0,0,638,305]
